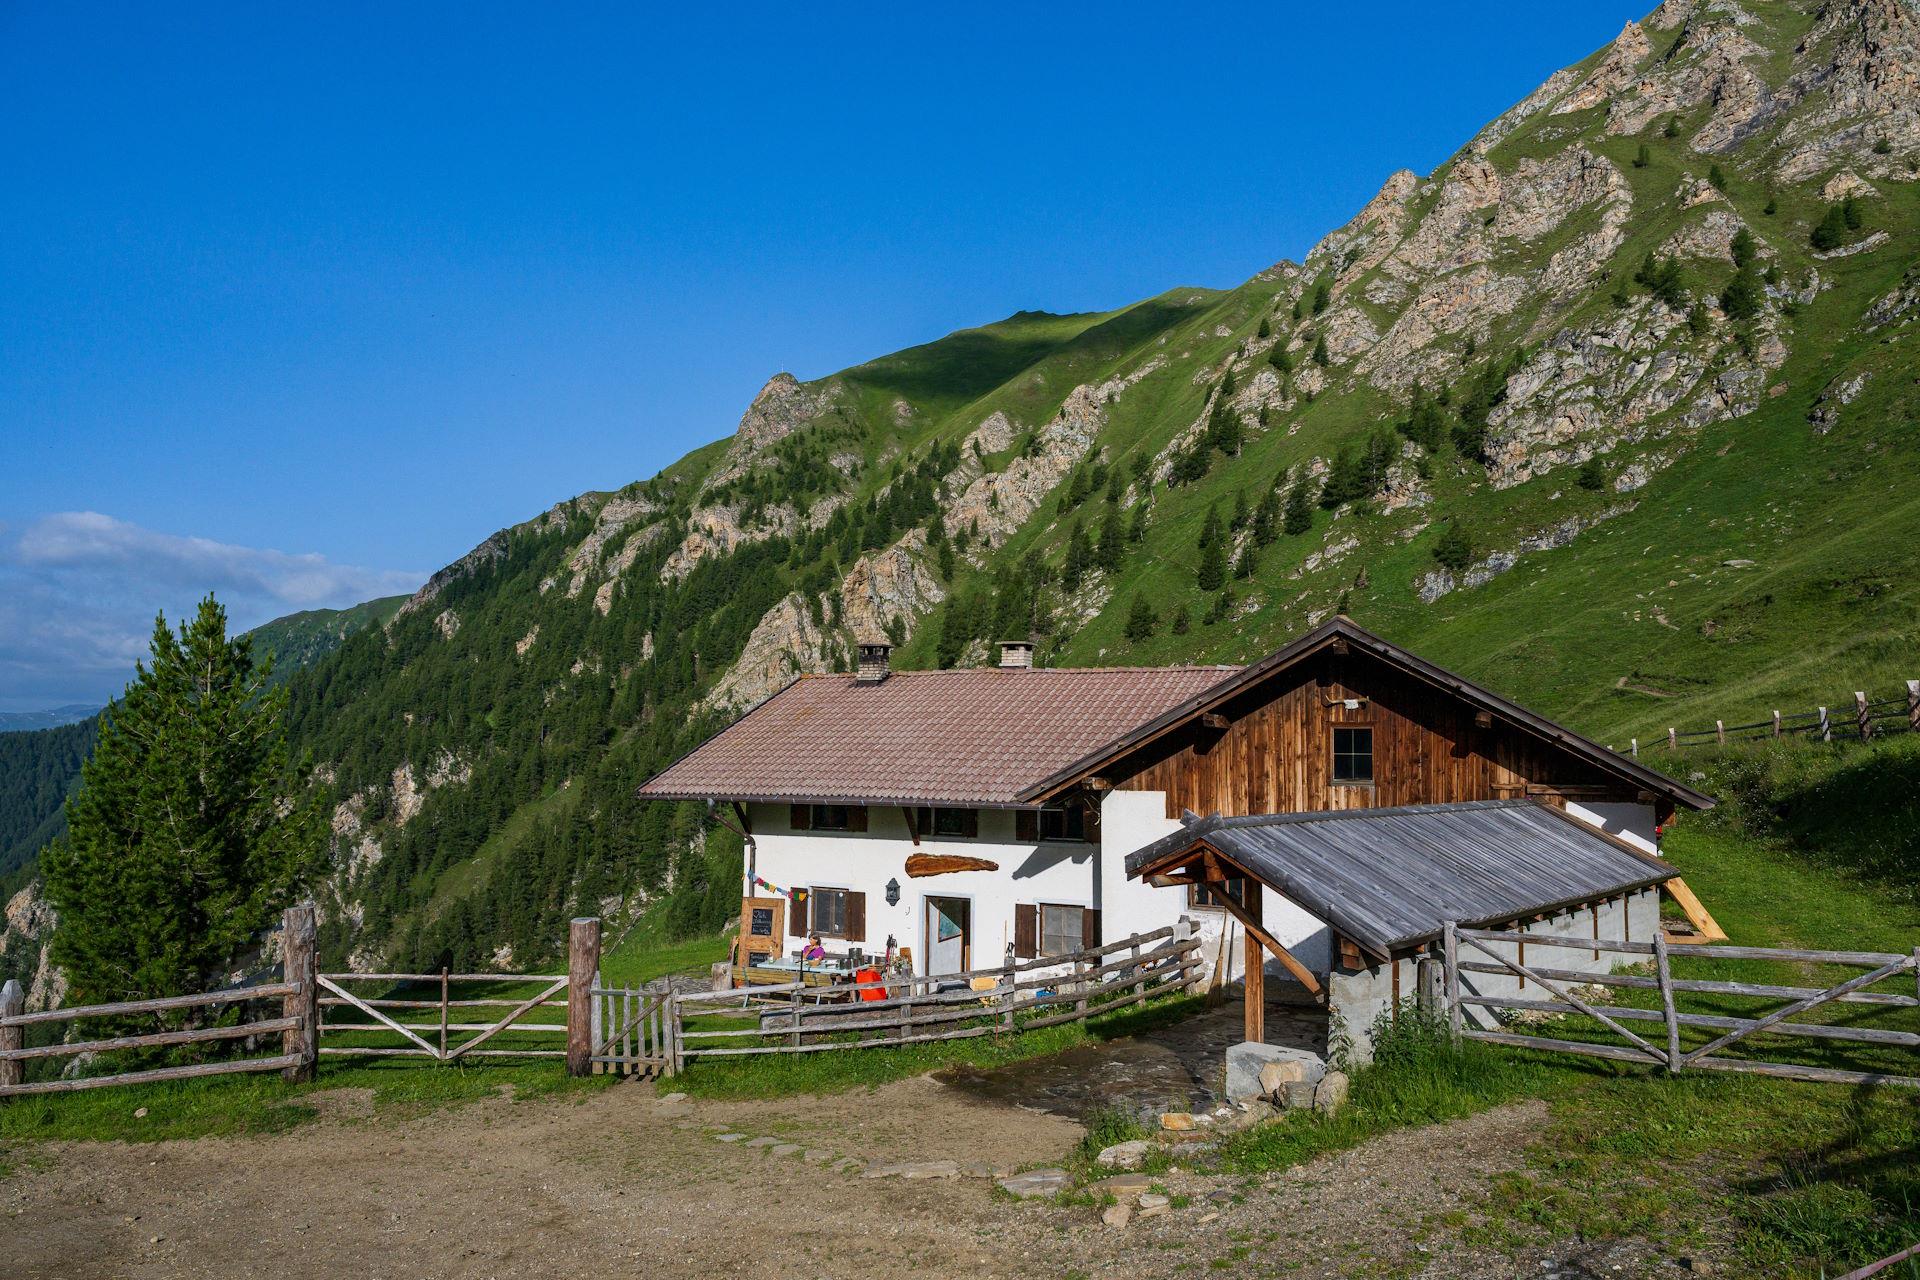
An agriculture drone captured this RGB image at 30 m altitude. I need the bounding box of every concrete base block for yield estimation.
[1224,1041,1327,1103]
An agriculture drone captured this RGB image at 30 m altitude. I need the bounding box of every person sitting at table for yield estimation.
[801,933,826,964]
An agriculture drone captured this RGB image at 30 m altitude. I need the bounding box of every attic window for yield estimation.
[792,803,868,832]
[916,806,979,839]
[1332,727,1374,784]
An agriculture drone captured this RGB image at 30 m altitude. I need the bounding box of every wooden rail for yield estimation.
[1443,922,1920,1089]
[1627,679,1920,755]
[666,928,1203,1065]
[0,904,320,1099]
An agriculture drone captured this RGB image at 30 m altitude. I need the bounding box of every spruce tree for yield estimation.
[1311,279,1331,314]
[1431,524,1474,574]
[1197,538,1228,593]
[1123,596,1158,643]
[1127,503,1149,544]
[1720,265,1763,321]
[1268,343,1294,375]
[1171,605,1191,635]
[1577,456,1606,491]
[1811,205,1848,251]
[1729,227,1757,269]
[1232,543,1256,580]
[1256,315,1271,340]
[1096,516,1125,574]
[1198,504,1222,551]
[1312,335,1331,367]
[1708,163,1727,191]
[1663,115,1680,138]
[1252,485,1281,548]
[1283,479,1315,536]
[1060,520,1092,592]
[43,597,324,1011]
[1230,489,1251,531]
[1632,142,1651,168]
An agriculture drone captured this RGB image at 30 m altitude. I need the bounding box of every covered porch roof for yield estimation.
[1125,799,1678,960]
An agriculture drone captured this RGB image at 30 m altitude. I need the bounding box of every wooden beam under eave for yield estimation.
[1210,890,1324,1001]
[900,806,920,847]
[1664,877,1727,942]
[731,801,753,836]
[1200,712,1230,730]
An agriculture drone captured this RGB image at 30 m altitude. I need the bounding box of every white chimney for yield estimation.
[855,642,892,684]
[998,640,1034,670]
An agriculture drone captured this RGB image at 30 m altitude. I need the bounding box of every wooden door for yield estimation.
[739,896,785,968]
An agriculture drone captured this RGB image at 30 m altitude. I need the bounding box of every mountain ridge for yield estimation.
[15,0,1920,979]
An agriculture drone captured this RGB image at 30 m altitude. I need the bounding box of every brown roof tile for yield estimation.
[637,666,1238,807]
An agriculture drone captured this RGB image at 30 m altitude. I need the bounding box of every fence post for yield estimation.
[1442,921,1461,1038]
[566,917,600,1077]
[281,902,318,1083]
[439,967,449,1061]
[1908,681,1920,733]
[1857,692,1872,741]
[1818,706,1831,743]
[1653,931,1681,1073]
[1000,954,1016,1031]
[0,979,22,1093]
[789,986,802,1049]
[1131,937,1144,1001]
[664,994,682,1077]
[1772,710,1781,740]
[1715,720,1725,746]
[1668,727,1677,752]
[1629,737,1638,758]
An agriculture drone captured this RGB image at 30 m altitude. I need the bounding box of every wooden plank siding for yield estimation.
[1108,649,1651,820]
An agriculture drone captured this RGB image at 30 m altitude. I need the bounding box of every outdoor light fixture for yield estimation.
[885,877,901,906]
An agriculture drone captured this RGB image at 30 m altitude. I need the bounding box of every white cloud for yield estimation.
[0,512,422,711]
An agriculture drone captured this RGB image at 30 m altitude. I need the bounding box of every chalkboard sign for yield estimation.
[749,907,775,937]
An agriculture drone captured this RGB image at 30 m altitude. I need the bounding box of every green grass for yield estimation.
[0,1058,611,1149]
[598,921,731,988]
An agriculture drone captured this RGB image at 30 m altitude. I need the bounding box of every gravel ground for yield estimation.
[6,1077,1727,1279]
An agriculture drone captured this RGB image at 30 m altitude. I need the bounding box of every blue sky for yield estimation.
[0,1,1648,709]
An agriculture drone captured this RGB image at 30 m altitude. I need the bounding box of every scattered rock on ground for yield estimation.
[996,1168,1071,1199]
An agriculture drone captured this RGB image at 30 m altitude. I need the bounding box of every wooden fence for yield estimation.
[664,925,1204,1064]
[0,903,319,1098]
[1442,921,1920,1089]
[1620,679,1920,755]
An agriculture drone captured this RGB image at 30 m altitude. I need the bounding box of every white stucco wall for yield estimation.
[745,803,1109,973]
[1563,801,1660,855]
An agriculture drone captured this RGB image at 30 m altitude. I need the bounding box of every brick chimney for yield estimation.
[854,641,891,684]
[998,640,1034,670]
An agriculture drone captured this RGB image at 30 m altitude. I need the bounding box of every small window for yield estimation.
[916,806,978,839]
[810,887,850,938]
[1039,807,1086,841]
[804,804,867,832]
[1039,903,1082,957]
[1190,877,1246,910]
[1332,726,1374,784]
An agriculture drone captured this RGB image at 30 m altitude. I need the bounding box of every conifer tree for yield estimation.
[1127,503,1149,544]
[1256,315,1271,339]
[1060,520,1092,592]
[1123,596,1158,642]
[1663,115,1680,138]
[1197,537,1228,593]
[1708,163,1727,191]
[1431,524,1474,574]
[1720,263,1764,321]
[1730,227,1757,269]
[1230,489,1251,531]
[1268,343,1293,375]
[1283,478,1315,536]
[1252,485,1281,548]
[1811,203,1848,251]
[1096,516,1125,574]
[1577,456,1606,491]
[1632,142,1651,168]
[1198,504,1222,551]
[1311,279,1331,314]
[1232,543,1256,580]
[1312,335,1331,367]
[1171,605,1191,635]
[43,597,324,1010]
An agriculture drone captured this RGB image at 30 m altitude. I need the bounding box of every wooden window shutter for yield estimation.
[847,805,868,832]
[960,808,979,838]
[1015,810,1038,842]
[790,889,809,936]
[1081,907,1102,951]
[845,891,866,943]
[790,804,812,831]
[1013,903,1038,959]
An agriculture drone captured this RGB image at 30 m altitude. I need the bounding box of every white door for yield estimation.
[924,896,968,976]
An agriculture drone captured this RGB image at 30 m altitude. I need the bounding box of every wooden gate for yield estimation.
[317,971,571,1062]
[588,986,675,1077]
[1443,922,1920,1089]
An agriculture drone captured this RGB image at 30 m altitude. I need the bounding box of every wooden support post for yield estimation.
[0,979,22,1093]
[1131,938,1144,1001]
[1443,921,1462,1038]
[1772,709,1782,739]
[1668,726,1677,752]
[1908,681,1919,733]
[789,987,802,1049]
[439,967,449,1061]
[566,917,599,1077]
[1664,877,1727,942]
[280,902,318,1083]
[1629,737,1638,758]
[1244,883,1265,1044]
[1857,691,1872,741]
[1653,931,1681,1072]
[1000,954,1016,1032]
[1715,719,1725,746]
[1818,706,1831,743]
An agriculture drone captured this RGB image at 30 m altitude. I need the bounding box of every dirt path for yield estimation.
[5,1079,1698,1279]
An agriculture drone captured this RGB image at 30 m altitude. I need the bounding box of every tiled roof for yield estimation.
[637,666,1238,807]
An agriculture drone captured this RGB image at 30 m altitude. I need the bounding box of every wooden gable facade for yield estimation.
[1029,623,1698,824]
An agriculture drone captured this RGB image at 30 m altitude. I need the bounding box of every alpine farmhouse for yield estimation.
[638,617,1716,1056]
